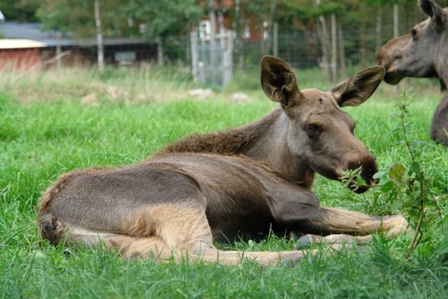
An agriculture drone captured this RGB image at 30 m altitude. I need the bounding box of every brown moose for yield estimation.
[38,56,409,266]
[376,0,448,145]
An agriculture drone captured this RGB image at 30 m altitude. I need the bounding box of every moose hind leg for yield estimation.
[430,95,448,146]
[39,214,69,246]
[124,203,217,256]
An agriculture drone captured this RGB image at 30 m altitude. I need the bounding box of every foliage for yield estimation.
[37,0,133,38]
[124,0,203,40]
[0,0,40,22]
[282,0,346,19]
[373,89,446,257]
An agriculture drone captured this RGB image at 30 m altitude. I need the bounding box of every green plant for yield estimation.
[373,89,444,258]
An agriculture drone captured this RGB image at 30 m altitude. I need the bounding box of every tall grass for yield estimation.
[0,64,199,104]
[1,66,448,298]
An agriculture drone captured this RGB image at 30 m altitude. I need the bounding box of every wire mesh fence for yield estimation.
[157,4,432,87]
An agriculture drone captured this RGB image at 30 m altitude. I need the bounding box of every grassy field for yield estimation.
[1,66,448,298]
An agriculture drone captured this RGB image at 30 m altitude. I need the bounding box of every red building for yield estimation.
[0,39,44,71]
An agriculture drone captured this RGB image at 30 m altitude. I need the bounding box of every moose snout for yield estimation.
[345,153,379,194]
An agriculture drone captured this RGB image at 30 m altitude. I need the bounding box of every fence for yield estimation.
[190,30,233,89]
[160,4,431,87]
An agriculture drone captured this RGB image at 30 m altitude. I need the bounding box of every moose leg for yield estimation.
[295,234,374,249]
[430,94,448,146]
[122,203,341,266]
[40,206,358,266]
[111,203,359,266]
[313,207,409,236]
[278,206,410,249]
[199,244,355,266]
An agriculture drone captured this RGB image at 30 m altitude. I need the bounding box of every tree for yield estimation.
[0,0,40,22]
[230,0,293,71]
[37,0,130,69]
[125,0,203,65]
[283,0,345,82]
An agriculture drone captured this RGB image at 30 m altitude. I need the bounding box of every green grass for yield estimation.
[1,66,448,298]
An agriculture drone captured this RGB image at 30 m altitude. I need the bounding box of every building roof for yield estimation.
[0,22,154,49]
[0,39,45,49]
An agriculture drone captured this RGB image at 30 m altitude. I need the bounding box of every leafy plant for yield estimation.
[373,89,444,257]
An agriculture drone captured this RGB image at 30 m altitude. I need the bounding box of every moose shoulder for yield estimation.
[376,0,448,145]
[38,56,410,266]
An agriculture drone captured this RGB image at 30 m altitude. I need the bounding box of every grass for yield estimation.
[1,66,448,298]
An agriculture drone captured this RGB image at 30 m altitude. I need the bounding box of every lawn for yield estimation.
[1,66,448,298]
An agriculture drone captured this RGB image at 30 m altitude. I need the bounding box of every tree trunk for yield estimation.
[315,0,331,80]
[273,22,278,58]
[208,0,217,85]
[157,37,164,66]
[94,0,104,70]
[263,0,278,55]
[375,6,383,53]
[317,14,331,80]
[330,13,337,84]
[234,0,244,73]
[393,4,399,38]
[56,31,61,70]
[359,3,367,68]
[337,15,347,79]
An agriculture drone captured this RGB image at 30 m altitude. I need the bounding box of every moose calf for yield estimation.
[38,56,410,266]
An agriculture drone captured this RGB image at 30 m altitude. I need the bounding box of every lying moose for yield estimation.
[376,0,448,146]
[38,56,409,266]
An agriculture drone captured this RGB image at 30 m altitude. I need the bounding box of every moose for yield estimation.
[38,56,410,266]
[376,0,448,146]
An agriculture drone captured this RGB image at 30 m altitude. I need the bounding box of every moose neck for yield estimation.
[158,108,315,189]
[436,31,448,90]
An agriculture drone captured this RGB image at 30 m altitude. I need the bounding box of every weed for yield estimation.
[373,89,445,258]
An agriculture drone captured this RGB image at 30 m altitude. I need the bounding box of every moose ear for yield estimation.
[420,0,447,32]
[331,66,385,107]
[260,56,300,107]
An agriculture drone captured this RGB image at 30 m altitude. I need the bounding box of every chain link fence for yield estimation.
[159,4,429,88]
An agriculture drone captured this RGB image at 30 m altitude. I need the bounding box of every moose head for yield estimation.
[260,56,385,193]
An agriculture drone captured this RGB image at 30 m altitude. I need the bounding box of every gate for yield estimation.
[190,30,233,89]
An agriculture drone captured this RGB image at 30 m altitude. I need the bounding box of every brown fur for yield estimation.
[376,0,448,145]
[38,153,409,266]
[38,56,410,266]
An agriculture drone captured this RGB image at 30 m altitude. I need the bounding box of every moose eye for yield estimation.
[307,124,319,136]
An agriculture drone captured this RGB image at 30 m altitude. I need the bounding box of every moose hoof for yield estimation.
[295,235,313,250]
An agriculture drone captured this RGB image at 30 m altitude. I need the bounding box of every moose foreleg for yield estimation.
[316,207,409,236]
[293,207,410,249]
[199,244,353,266]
